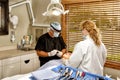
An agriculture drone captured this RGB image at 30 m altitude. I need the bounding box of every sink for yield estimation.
[21,47,34,51]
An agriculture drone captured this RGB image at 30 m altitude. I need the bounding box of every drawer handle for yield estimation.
[24,60,30,64]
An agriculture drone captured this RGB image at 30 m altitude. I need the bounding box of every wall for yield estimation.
[32,0,61,24]
[0,0,61,49]
[0,0,31,48]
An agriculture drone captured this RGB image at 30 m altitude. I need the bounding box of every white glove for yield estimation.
[48,50,58,56]
[56,51,63,57]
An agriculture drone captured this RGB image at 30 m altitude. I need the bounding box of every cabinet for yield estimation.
[20,53,34,74]
[32,26,49,44]
[2,56,20,78]
[0,60,2,79]
[0,52,40,79]
[20,52,39,74]
[33,54,40,70]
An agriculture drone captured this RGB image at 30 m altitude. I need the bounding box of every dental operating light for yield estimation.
[42,0,69,16]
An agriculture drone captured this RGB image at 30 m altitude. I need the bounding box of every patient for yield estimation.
[62,20,107,76]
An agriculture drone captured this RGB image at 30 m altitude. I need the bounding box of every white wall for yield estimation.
[0,0,61,48]
[0,0,31,47]
[32,0,61,25]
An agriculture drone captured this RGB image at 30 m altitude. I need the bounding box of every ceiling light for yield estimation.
[42,0,69,16]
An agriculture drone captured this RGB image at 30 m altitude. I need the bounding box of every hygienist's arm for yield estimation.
[101,43,107,64]
[62,43,84,68]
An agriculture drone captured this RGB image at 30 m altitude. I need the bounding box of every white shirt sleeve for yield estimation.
[63,42,84,68]
[101,43,107,64]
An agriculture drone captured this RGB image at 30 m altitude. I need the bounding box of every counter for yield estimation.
[0,49,36,60]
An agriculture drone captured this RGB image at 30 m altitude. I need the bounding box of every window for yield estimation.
[0,0,9,35]
[62,0,120,69]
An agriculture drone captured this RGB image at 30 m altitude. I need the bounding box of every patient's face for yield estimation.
[62,53,71,59]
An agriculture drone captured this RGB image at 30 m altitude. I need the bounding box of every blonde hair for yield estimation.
[80,20,101,46]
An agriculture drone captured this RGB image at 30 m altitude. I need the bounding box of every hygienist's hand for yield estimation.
[48,50,58,56]
[56,51,63,57]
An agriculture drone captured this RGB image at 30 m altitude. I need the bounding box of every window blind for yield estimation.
[65,0,120,64]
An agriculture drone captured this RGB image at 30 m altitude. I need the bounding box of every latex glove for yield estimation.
[56,51,63,57]
[48,50,58,56]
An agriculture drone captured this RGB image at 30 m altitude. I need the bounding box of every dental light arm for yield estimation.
[9,0,35,25]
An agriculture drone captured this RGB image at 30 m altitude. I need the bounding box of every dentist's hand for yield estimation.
[48,50,58,57]
[56,51,63,57]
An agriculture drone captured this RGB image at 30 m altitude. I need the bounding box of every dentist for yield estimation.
[35,22,66,66]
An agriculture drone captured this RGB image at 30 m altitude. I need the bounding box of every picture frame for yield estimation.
[0,0,9,35]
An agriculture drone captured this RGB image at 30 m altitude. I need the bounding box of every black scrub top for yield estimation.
[35,33,66,66]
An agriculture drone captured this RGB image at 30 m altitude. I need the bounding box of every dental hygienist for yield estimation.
[62,20,107,76]
[35,22,66,66]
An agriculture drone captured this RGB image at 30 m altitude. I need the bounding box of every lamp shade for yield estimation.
[42,0,69,16]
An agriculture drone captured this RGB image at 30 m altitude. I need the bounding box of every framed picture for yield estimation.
[0,0,9,35]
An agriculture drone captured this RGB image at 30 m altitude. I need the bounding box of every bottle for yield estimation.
[29,35,33,45]
[17,42,21,50]
[21,38,25,48]
[10,31,16,43]
[25,35,30,45]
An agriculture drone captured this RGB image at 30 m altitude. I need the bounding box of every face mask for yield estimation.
[54,32,60,37]
[82,35,87,40]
